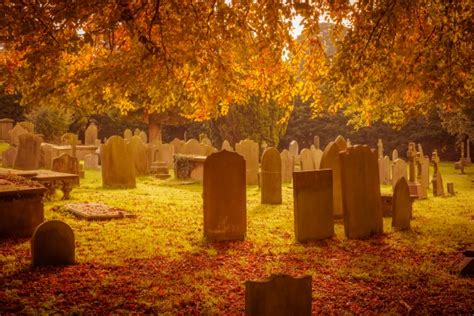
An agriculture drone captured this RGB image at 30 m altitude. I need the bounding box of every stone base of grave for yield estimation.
[408,182,423,199]
[150,161,170,179]
[65,203,136,220]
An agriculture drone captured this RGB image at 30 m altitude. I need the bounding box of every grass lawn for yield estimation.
[1,162,473,314]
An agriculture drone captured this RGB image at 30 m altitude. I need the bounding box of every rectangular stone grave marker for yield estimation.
[65,203,136,220]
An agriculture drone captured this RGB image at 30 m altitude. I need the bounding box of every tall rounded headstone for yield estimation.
[261,147,282,204]
[203,150,246,241]
[128,136,149,176]
[101,136,136,188]
[31,220,75,267]
[85,122,98,145]
[392,177,411,231]
[13,133,42,170]
[320,141,345,218]
[235,139,259,185]
[280,149,293,183]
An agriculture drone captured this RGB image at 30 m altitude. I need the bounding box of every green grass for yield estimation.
[0,162,473,314]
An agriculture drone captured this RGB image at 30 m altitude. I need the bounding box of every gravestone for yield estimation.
[377,139,384,158]
[84,122,98,145]
[201,136,212,146]
[293,169,334,241]
[182,138,205,156]
[320,141,345,218]
[299,148,314,171]
[310,145,323,169]
[289,140,299,166]
[379,155,391,185]
[420,156,430,190]
[261,147,282,204]
[334,135,347,152]
[392,158,408,188]
[134,128,141,136]
[8,123,28,146]
[0,118,14,142]
[280,149,293,183]
[245,274,312,316]
[170,138,185,154]
[203,150,246,241]
[123,129,133,140]
[13,133,42,170]
[52,153,80,178]
[340,145,383,239]
[236,139,259,185]
[260,141,268,155]
[139,131,148,143]
[101,136,136,188]
[61,132,78,158]
[221,140,233,151]
[313,135,320,149]
[202,144,217,156]
[31,220,75,267]
[18,121,34,133]
[447,183,454,196]
[346,138,352,147]
[431,150,444,196]
[84,153,99,169]
[154,143,174,168]
[392,149,399,161]
[415,152,428,199]
[392,177,411,231]
[128,136,149,176]
[407,142,422,197]
[1,146,17,168]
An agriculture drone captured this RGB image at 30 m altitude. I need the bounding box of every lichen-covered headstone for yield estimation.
[299,148,314,171]
[31,220,75,267]
[293,169,334,241]
[245,274,312,316]
[392,177,411,231]
[101,136,136,188]
[13,133,42,170]
[320,141,345,218]
[236,139,259,185]
[261,147,282,204]
[84,122,98,145]
[280,149,293,183]
[203,150,246,241]
[340,145,383,239]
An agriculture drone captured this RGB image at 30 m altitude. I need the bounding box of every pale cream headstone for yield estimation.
[123,129,133,140]
[431,150,444,196]
[335,135,347,152]
[153,143,175,168]
[101,136,136,188]
[392,158,407,188]
[392,177,412,231]
[377,139,384,158]
[320,141,345,218]
[293,169,334,241]
[261,147,282,204]
[13,133,42,170]
[1,146,17,168]
[182,138,205,156]
[299,148,314,171]
[289,140,299,166]
[31,220,75,267]
[139,131,148,144]
[52,153,80,177]
[221,140,233,151]
[84,122,98,145]
[127,136,149,176]
[310,145,323,169]
[201,136,212,146]
[84,153,99,169]
[313,135,320,149]
[203,150,246,241]
[420,156,430,190]
[8,124,28,146]
[134,128,141,136]
[340,145,383,239]
[0,118,14,142]
[202,144,217,156]
[236,139,259,185]
[392,149,399,161]
[280,149,293,183]
[379,155,391,185]
[170,138,185,154]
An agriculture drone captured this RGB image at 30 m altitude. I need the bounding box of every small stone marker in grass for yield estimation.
[65,203,136,220]
[245,274,312,316]
[392,177,412,231]
[31,220,75,267]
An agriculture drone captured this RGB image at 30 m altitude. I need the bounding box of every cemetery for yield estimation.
[0,1,473,314]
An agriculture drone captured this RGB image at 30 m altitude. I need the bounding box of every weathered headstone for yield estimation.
[340,145,383,239]
[201,136,212,146]
[84,153,99,169]
[202,144,217,156]
[134,128,141,136]
[346,138,352,147]
[101,136,136,188]
[52,153,80,177]
[245,274,312,316]
[392,177,411,231]
[18,121,34,133]
[170,138,185,154]
[392,158,408,188]
[261,147,282,204]
[84,122,98,145]
[447,182,455,196]
[431,150,444,196]
[320,141,345,218]
[1,146,17,168]
[203,150,246,241]
[182,138,205,156]
[139,131,148,143]
[154,143,174,168]
[293,169,334,241]
[260,141,268,155]
[289,140,299,166]
[8,123,28,146]
[0,118,14,142]
[13,133,42,170]
[280,149,293,183]
[31,220,75,267]
[221,140,233,151]
[334,135,347,152]
[299,148,314,171]
[310,145,323,169]
[420,156,430,190]
[128,136,149,176]
[313,135,320,149]
[123,129,133,140]
[379,155,391,185]
[377,139,384,158]
[407,142,422,198]
[61,132,78,158]
[392,149,399,161]
[236,139,259,185]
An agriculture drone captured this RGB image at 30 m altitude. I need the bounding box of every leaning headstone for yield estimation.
[280,149,293,183]
[8,123,28,146]
[123,129,133,140]
[340,145,383,239]
[52,153,80,177]
[289,140,299,166]
[0,118,15,142]
[203,150,246,241]
[392,158,407,188]
[127,136,149,176]
[13,133,42,170]
[1,146,17,168]
[31,220,75,267]
[101,136,136,188]
[392,177,411,231]
[293,169,334,241]
[261,147,282,204]
[221,140,233,151]
[84,154,99,170]
[245,274,312,316]
[84,122,98,145]
[299,148,314,171]
[310,145,323,169]
[392,149,399,161]
[320,141,345,218]
[236,139,259,185]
